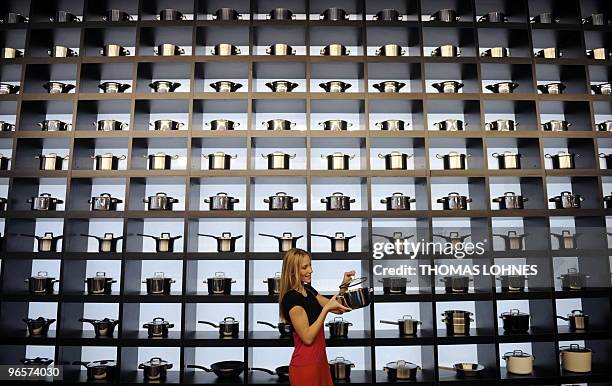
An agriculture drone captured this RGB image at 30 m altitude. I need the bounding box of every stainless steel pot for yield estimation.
[199,317,240,338]
[43,81,74,94]
[312,232,355,252]
[23,317,56,336]
[205,192,239,210]
[210,80,242,92]
[212,8,241,21]
[441,310,473,335]
[379,276,409,294]
[551,230,579,249]
[320,43,349,56]
[263,119,295,130]
[432,80,463,93]
[338,286,373,309]
[320,8,348,21]
[198,232,242,252]
[430,9,460,22]
[35,153,69,170]
[541,119,571,131]
[98,81,130,93]
[141,272,176,294]
[138,233,182,253]
[206,119,239,130]
[267,8,295,20]
[437,192,471,210]
[1,12,29,24]
[319,119,352,131]
[323,152,354,170]
[600,152,612,169]
[0,47,23,58]
[485,81,519,94]
[481,47,509,57]
[497,274,527,291]
[383,360,420,381]
[48,45,78,58]
[503,350,534,375]
[84,272,116,295]
[263,272,281,295]
[154,43,184,56]
[557,310,589,330]
[493,231,526,251]
[434,119,464,131]
[138,357,173,382]
[145,153,178,170]
[586,47,611,60]
[94,119,128,131]
[373,81,405,93]
[80,317,119,337]
[493,191,528,209]
[50,10,80,23]
[560,344,592,373]
[380,315,421,336]
[431,45,460,57]
[375,9,403,21]
[329,357,354,380]
[207,152,237,170]
[81,233,123,253]
[436,151,470,170]
[321,192,354,211]
[28,193,63,210]
[326,317,352,338]
[557,268,589,290]
[375,44,404,57]
[103,9,133,22]
[376,119,407,131]
[545,151,578,169]
[38,119,70,131]
[440,276,471,293]
[262,151,295,169]
[143,192,178,211]
[21,232,63,252]
[142,317,174,337]
[381,192,415,210]
[493,151,521,169]
[485,119,516,131]
[499,309,530,333]
[531,12,559,24]
[0,83,20,94]
[265,80,298,92]
[535,47,562,59]
[206,272,235,294]
[478,11,507,22]
[149,80,181,93]
[591,82,612,95]
[537,82,566,94]
[100,44,130,57]
[378,151,412,170]
[582,13,609,25]
[91,153,125,170]
[211,43,240,56]
[158,8,184,21]
[549,191,583,209]
[264,191,298,210]
[259,233,303,252]
[319,80,351,92]
[266,43,295,56]
[25,271,59,294]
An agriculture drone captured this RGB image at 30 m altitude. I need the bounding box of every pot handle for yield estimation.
[197,233,216,239]
[379,320,399,325]
[198,320,219,328]
[249,367,275,375]
[187,364,214,372]
[311,233,332,240]
[556,315,569,321]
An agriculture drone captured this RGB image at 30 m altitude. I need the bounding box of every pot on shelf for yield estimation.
[43,81,74,94]
[319,119,352,131]
[545,151,578,169]
[591,82,612,95]
[587,47,612,60]
[441,310,473,335]
[319,80,351,92]
[380,315,421,336]
[48,45,78,58]
[0,83,19,94]
[262,151,295,170]
[436,151,470,170]
[142,317,174,338]
[141,272,176,295]
[262,272,281,295]
[103,9,132,22]
[23,317,56,336]
[440,276,471,293]
[374,9,403,21]
[375,44,404,57]
[187,362,245,379]
[379,276,409,294]
[557,310,589,331]
[95,119,128,131]
[158,8,184,21]
[537,82,566,94]
[149,80,181,93]
[531,12,559,24]
[432,80,463,93]
[143,192,178,211]
[373,81,405,93]
[328,357,354,380]
[206,119,239,131]
[492,191,528,210]
[499,309,531,333]
[144,153,178,170]
[79,317,119,337]
[582,13,608,25]
[549,191,583,209]
[478,11,507,23]
[265,80,298,93]
[551,230,579,249]
[138,357,173,382]
[257,321,292,337]
[383,360,420,381]
[263,119,295,130]
[259,233,303,252]
[503,350,534,375]
[154,43,184,56]
[199,317,240,338]
[84,272,116,295]
[557,268,589,290]
[326,317,352,338]
[267,8,295,20]
[535,47,562,59]
[38,119,70,131]
[322,152,354,170]
[91,153,125,171]
[376,119,407,131]
[206,152,237,170]
[380,192,415,210]
[492,151,521,169]
[81,233,123,253]
[98,81,130,94]
[431,44,460,57]
[485,81,519,94]
[266,43,295,56]
[212,8,241,21]
[138,233,182,252]
[0,47,22,59]
[89,193,122,211]
[497,274,528,292]
[1,12,29,24]
[321,192,355,211]
[434,119,464,131]
[206,272,235,295]
[481,47,509,57]
[210,80,242,93]
[27,193,63,211]
[430,8,459,22]
[50,10,80,23]
[437,192,471,210]
[73,360,117,381]
[20,233,63,252]
[100,44,130,57]
[320,8,348,21]
[35,153,69,171]
[150,119,183,131]
[264,191,298,211]
[599,152,612,169]
[198,232,242,253]
[25,271,59,294]
[378,151,412,170]
[211,43,240,56]
[560,344,592,373]
[312,232,356,252]
[541,119,571,131]
[205,192,239,210]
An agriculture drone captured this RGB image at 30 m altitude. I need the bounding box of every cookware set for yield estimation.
[142,272,176,295]
[380,315,422,336]
[74,360,117,381]
[21,232,63,252]
[80,317,119,337]
[557,268,589,290]
[259,232,303,252]
[28,193,63,211]
[557,310,589,331]
[198,232,242,252]
[492,191,528,210]
[143,317,174,338]
[199,317,240,338]
[24,317,56,336]
[206,272,236,294]
[499,309,531,333]
[25,271,60,294]
[138,233,182,252]
[84,272,116,295]
[549,191,584,209]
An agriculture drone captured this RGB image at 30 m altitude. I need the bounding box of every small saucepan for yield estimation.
[557,310,589,331]
[199,317,240,338]
[198,232,242,252]
[142,317,174,338]
[206,272,235,295]
[138,233,182,252]
[380,315,422,336]
[257,321,292,337]
[312,232,355,252]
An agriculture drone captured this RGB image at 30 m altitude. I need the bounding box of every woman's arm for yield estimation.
[289,295,350,345]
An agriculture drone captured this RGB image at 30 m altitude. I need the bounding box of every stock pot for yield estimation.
[376,119,407,131]
[373,81,405,93]
[207,119,238,131]
[158,8,184,21]
[437,192,471,210]
[492,151,521,169]
[205,192,239,210]
[84,272,116,295]
[375,9,403,21]
[48,45,78,58]
[321,192,354,211]
[434,119,464,131]
[98,81,130,93]
[212,8,241,21]
[265,80,298,93]
[103,9,132,22]
[264,192,298,210]
[503,350,534,375]
[211,43,240,56]
[535,47,562,59]
[142,317,174,337]
[560,344,592,373]
[25,271,59,294]
[492,192,528,210]
[378,151,412,170]
[537,82,565,94]
[38,119,70,131]
[262,152,295,170]
[145,153,178,170]
[323,152,353,170]
[320,8,348,21]
[545,151,578,169]
[154,43,184,56]
[210,80,242,92]
[481,47,508,57]
[24,317,55,336]
[143,192,178,211]
[432,81,463,93]
[142,272,176,294]
[486,81,519,94]
[91,153,125,170]
[326,317,352,338]
[380,192,415,210]
[28,193,63,210]
[100,44,129,57]
[549,191,583,209]
[431,45,460,57]
[207,152,237,170]
[95,119,127,131]
[35,153,69,170]
[479,11,507,22]
[375,44,404,57]
[499,309,530,333]
[436,151,469,170]
[206,272,235,294]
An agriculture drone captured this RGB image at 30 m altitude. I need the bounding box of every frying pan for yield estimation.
[249,366,289,381]
[187,362,244,379]
[439,363,485,377]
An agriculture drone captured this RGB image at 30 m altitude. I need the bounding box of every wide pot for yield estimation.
[198,232,242,253]
[326,317,352,338]
[149,80,181,93]
[265,80,298,93]
[378,151,412,170]
[212,8,241,21]
[329,357,354,380]
[338,286,373,310]
[158,8,184,20]
[479,11,507,22]
[436,151,470,170]
[211,43,240,56]
[379,276,408,294]
[94,119,127,131]
[98,81,130,93]
[437,192,471,210]
[587,47,611,60]
[257,320,292,336]
[263,119,295,130]
[199,317,240,338]
[145,153,178,170]
[485,81,519,94]
[375,44,404,57]
[557,268,589,290]
[493,191,528,210]
[1,12,29,24]
[138,357,173,381]
[375,9,403,21]
[384,360,420,381]
[0,83,19,94]
[262,151,295,170]
[537,82,566,94]
[321,192,354,211]
[266,43,295,56]
[48,45,78,58]
[268,8,295,20]
[154,43,184,56]
[264,191,298,210]
[99,44,129,57]
[43,81,74,94]
[259,233,303,252]
[28,193,63,211]
[207,152,236,170]
[591,82,612,95]
[210,80,242,92]
[74,360,117,381]
[205,192,239,210]
[138,233,181,252]
[481,47,509,57]
[103,9,132,22]
[431,45,460,57]
[549,191,583,209]
[545,151,578,169]
[320,43,349,56]
[430,9,460,22]
[442,310,473,335]
[381,192,415,210]
[560,344,592,373]
[557,310,589,331]
[142,317,174,338]
[373,81,405,93]
[25,271,59,294]
[541,120,571,131]
[262,272,281,295]
[50,10,80,23]
[323,152,354,170]
[319,119,352,131]
[35,153,69,171]
[319,80,351,92]
[493,151,521,169]
[142,272,176,295]
[434,119,464,131]
[81,233,123,253]
[312,232,355,252]
[84,272,116,295]
[498,275,527,292]
[206,272,235,295]
[207,119,239,131]
[582,13,609,25]
[23,317,56,336]
[80,317,119,337]
[599,152,612,169]
[38,119,70,131]
[499,309,530,333]
[320,8,348,21]
[91,153,125,171]
[143,192,178,211]
[486,119,516,131]
[535,47,562,59]
[531,12,559,24]
[503,350,534,375]
[376,119,407,131]
[432,81,464,93]
[440,276,471,293]
[89,193,122,211]
[380,315,421,336]
[0,47,22,59]
[21,233,63,252]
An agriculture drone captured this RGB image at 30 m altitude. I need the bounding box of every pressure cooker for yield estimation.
[28,193,63,211]
[89,193,122,211]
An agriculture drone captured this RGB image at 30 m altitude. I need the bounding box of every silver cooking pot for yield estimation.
[102,9,133,22]
[149,81,181,93]
[265,80,298,93]
[591,82,612,95]
[211,43,240,56]
[266,44,295,56]
[35,153,69,170]
[0,47,23,59]
[430,8,460,22]
[381,192,415,210]
[199,317,240,338]
[434,119,464,131]
[551,230,579,249]
[557,310,589,331]
[210,80,242,92]
[541,120,571,131]
[545,151,578,169]
[23,317,56,337]
[320,43,349,56]
[326,316,352,338]
[100,44,130,57]
[321,192,355,211]
[586,47,611,60]
[212,8,241,21]
[83,272,116,295]
[158,8,185,21]
[50,10,80,23]
[492,191,528,210]
[98,81,130,93]
[143,192,179,211]
[312,232,355,252]
[0,83,19,94]
[150,119,183,131]
[145,153,179,170]
[43,81,74,94]
[79,317,119,337]
[141,272,176,294]
[0,120,14,131]
[264,191,298,210]
[478,11,507,22]
[323,152,354,170]
[205,272,236,294]
[378,151,412,170]
[492,151,521,169]
[549,191,583,209]
[154,43,184,56]
[437,192,471,210]
[207,152,237,170]
[198,232,242,252]
[89,193,122,211]
[263,119,295,130]
[432,81,463,93]
[263,272,281,295]
[436,152,470,170]
[485,119,516,131]
[319,80,351,93]
[582,13,608,25]
[375,44,404,57]
[485,81,519,94]
[28,193,63,210]
[531,12,559,24]
[380,315,421,336]
[1,12,29,24]
[376,119,407,131]
[94,119,128,131]
[262,151,295,170]
[557,268,590,290]
[320,119,351,131]
[259,233,303,252]
[431,45,460,57]
[338,286,373,309]
[25,271,59,294]
[20,232,63,252]
[267,8,295,20]
[481,47,509,57]
[329,357,354,380]
[91,153,125,170]
[320,7,348,21]
[373,81,405,93]
[537,82,566,94]
[206,119,239,130]
[535,47,561,59]
[38,119,70,131]
[142,317,174,338]
[600,152,612,169]
[138,233,182,253]
[205,192,239,210]
[48,45,78,58]
[138,358,173,382]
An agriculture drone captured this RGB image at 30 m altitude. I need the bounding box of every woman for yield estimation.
[279,248,354,386]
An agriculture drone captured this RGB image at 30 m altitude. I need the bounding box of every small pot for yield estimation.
[262,272,281,295]
[211,43,240,56]
[441,310,473,335]
[265,80,298,93]
[84,272,116,295]
[545,151,578,169]
[212,8,241,21]
[320,8,348,21]
[210,80,242,93]
[43,81,74,94]
[37,119,70,131]
[432,81,463,93]
[0,47,23,59]
[503,350,534,375]
[48,45,78,58]
[23,317,56,337]
[436,151,470,170]
[199,317,240,338]
[531,12,559,24]
[586,47,611,60]
[263,119,295,130]
[50,10,80,23]
[206,119,239,131]
[591,82,612,95]
[35,153,69,171]
[312,232,355,252]
[437,192,471,210]
[0,83,19,94]
[268,8,295,20]
[375,9,403,21]
[80,317,119,337]
[492,151,521,169]
[380,192,415,210]
[206,272,235,295]
[207,152,237,170]
[143,192,178,211]
[486,119,516,131]
[257,320,292,336]
[141,272,176,295]
[198,232,242,253]
[319,119,352,131]
[541,119,571,131]
[138,233,182,253]
[98,81,130,93]
[380,315,421,336]
[373,81,405,93]
[481,47,509,57]
[320,44,349,56]
[440,276,471,293]
[431,45,460,57]
[21,232,63,252]
[94,119,127,131]
[497,275,527,292]
[138,357,173,382]
[1,12,28,24]
[478,11,507,22]
[323,152,354,170]
[149,81,181,93]
[549,191,583,209]
[493,191,528,210]
[434,119,464,131]
[378,151,412,170]
[25,271,59,294]
[582,13,609,25]
[89,193,122,211]
[0,154,10,170]
[259,233,303,252]
[262,151,295,170]
[205,192,239,210]
[557,268,589,290]
[74,360,116,381]
[376,119,407,131]
[28,193,63,211]
[326,317,352,338]
[500,309,530,333]
[557,310,589,331]
[375,44,404,57]
[537,82,566,94]
[560,344,592,373]
[154,43,184,56]
[145,153,178,170]
[103,9,132,22]
[321,192,354,211]
[81,233,123,253]
[319,80,351,92]
[264,191,298,210]
[266,43,295,56]
[430,9,459,22]
[485,81,519,94]
[91,153,125,171]
[158,8,184,21]
[379,276,409,294]
[384,360,420,381]
[338,286,373,309]
[600,152,612,169]
[328,357,354,380]
[535,47,562,59]
[142,317,174,338]
[100,44,130,57]
[551,230,579,249]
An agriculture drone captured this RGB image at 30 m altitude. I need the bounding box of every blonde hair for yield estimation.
[278,248,311,322]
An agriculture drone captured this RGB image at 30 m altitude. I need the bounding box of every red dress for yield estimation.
[288,327,333,386]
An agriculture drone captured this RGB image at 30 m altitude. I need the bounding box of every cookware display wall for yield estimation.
[0,0,612,384]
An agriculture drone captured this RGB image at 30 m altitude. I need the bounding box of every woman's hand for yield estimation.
[339,270,356,295]
[324,294,352,314]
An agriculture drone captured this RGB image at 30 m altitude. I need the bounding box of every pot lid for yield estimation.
[85,359,117,368]
[399,315,416,321]
[141,357,169,367]
[273,191,288,196]
[339,276,367,288]
[88,317,117,324]
[32,271,52,279]
[215,192,228,197]
[103,233,115,239]
[385,360,419,370]
[281,232,295,239]
[501,308,529,317]
[148,317,171,325]
[220,316,238,325]
[503,350,532,358]
[155,192,167,197]
[329,357,353,365]
[560,344,591,352]
[160,233,171,239]
[443,309,472,315]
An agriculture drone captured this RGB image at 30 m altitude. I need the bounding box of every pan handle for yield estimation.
[311,233,332,240]
[198,320,219,328]
[438,366,456,371]
[249,367,275,375]
[379,320,399,325]
[258,233,279,240]
[556,315,569,321]
[187,364,213,372]
[256,321,277,329]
